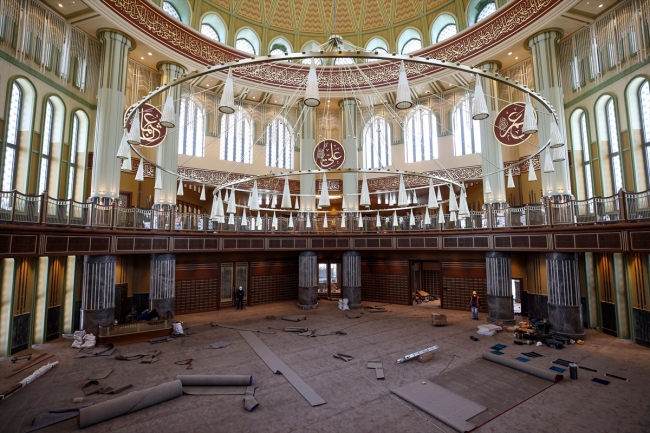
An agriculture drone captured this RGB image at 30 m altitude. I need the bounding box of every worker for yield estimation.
[236,286,245,310]
[468,291,480,320]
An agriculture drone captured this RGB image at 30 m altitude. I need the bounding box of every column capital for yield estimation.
[96,28,136,51]
[338,98,359,109]
[156,61,187,77]
[475,61,501,73]
[524,28,564,51]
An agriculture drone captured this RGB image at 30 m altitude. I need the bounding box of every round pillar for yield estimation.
[81,255,116,335]
[150,253,176,317]
[546,252,585,339]
[342,251,362,309]
[339,99,359,211]
[298,251,318,310]
[486,251,515,325]
[298,99,316,211]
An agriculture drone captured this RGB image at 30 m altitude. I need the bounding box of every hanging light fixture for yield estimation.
[358,212,364,228]
[228,213,235,225]
[304,58,320,107]
[459,187,470,218]
[342,195,347,210]
[121,151,132,171]
[484,178,492,194]
[522,93,537,134]
[250,216,256,230]
[272,211,278,230]
[250,180,259,211]
[272,194,278,209]
[227,186,236,214]
[223,189,229,203]
[177,180,184,196]
[288,212,294,228]
[127,108,141,145]
[241,208,247,226]
[543,150,555,173]
[341,213,346,228]
[318,174,330,207]
[395,60,414,110]
[438,207,445,225]
[507,169,515,189]
[216,190,225,223]
[376,212,381,228]
[449,211,457,222]
[409,209,415,227]
[200,184,206,201]
[428,180,439,209]
[436,186,442,202]
[306,212,312,228]
[219,68,235,114]
[552,146,565,162]
[154,169,162,190]
[472,75,489,120]
[281,176,292,208]
[160,93,176,128]
[550,118,564,148]
[135,160,144,181]
[411,189,418,205]
[256,211,262,230]
[392,211,399,227]
[398,175,409,207]
[448,184,458,212]
[294,196,300,210]
[528,160,538,181]
[360,173,371,207]
[424,208,431,225]
[117,131,129,159]
[323,213,328,228]
[210,194,218,220]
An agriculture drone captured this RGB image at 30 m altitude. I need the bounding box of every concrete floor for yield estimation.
[1,300,649,433]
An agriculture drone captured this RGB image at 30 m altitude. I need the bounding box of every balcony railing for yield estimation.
[0,189,646,234]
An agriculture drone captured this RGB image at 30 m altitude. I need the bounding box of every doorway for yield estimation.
[318,261,341,299]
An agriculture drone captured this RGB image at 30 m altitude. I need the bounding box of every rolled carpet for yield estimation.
[175,375,252,387]
[78,380,182,428]
[482,352,563,383]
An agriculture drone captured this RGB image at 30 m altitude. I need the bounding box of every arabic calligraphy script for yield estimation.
[493,102,535,146]
[314,140,346,170]
[125,103,167,147]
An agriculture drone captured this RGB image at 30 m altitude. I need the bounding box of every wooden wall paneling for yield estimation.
[249,260,299,305]
[175,262,219,314]
[440,261,487,311]
[360,259,410,305]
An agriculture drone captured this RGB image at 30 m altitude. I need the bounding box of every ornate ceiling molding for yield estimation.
[95,0,564,91]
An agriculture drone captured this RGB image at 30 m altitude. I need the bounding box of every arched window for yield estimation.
[606,98,623,192]
[476,2,496,22]
[579,112,594,199]
[437,24,457,42]
[405,107,438,163]
[269,38,292,62]
[67,111,88,202]
[178,98,205,157]
[236,38,255,54]
[220,108,252,163]
[468,0,496,25]
[201,24,219,41]
[38,99,54,195]
[162,1,181,20]
[201,13,227,42]
[398,29,422,55]
[431,14,458,43]
[639,80,650,185]
[365,37,388,62]
[363,116,391,168]
[2,82,22,192]
[68,114,79,200]
[453,98,481,155]
[235,28,260,55]
[301,41,323,65]
[401,38,422,54]
[266,117,294,169]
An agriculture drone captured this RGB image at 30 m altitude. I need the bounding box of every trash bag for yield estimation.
[71,330,86,348]
[172,322,184,335]
[338,298,350,311]
[80,333,96,349]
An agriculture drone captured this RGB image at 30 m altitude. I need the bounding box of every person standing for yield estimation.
[236,286,245,310]
[468,291,480,320]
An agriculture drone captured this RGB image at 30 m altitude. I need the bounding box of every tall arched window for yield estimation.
[363,116,391,168]
[405,107,438,163]
[178,98,205,157]
[236,38,255,54]
[162,1,181,20]
[606,99,623,192]
[398,29,422,55]
[235,29,260,55]
[468,0,496,25]
[365,38,388,62]
[266,117,294,169]
[301,41,323,65]
[401,38,422,54]
[476,2,496,22]
[201,13,227,42]
[453,98,481,155]
[269,38,292,62]
[2,82,22,192]
[67,111,88,201]
[437,24,457,42]
[579,112,594,199]
[38,99,54,195]
[431,14,458,43]
[639,80,650,185]
[201,24,219,41]
[220,108,252,163]
[68,113,79,200]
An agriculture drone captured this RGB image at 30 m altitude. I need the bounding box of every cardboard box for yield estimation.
[431,313,447,326]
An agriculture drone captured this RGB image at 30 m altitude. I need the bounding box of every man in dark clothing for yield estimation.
[469,291,480,320]
[236,286,245,310]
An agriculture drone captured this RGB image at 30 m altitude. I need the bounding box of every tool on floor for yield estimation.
[521,352,543,358]
[579,366,599,372]
[333,353,354,362]
[396,345,439,363]
[11,354,32,363]
[604,373,628,382]
[174,359,194,370]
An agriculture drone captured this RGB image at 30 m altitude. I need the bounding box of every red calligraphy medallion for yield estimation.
[125,103,167,147]
[493,102,535,146]
[314,139,346,170]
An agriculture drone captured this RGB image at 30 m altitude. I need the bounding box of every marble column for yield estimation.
[339,99,359,211]
[90,29,134,202]
[299,100,316,211]
[486,251,515,325]
[81,255,116,335]
[150,253,176,317]
[546,252,585,339]
[527,30,572,200]
[342,251,362,309]
[298,251,318,309]
[0,258,15,356]
[478,61,507,209]
[584,252,599,329]
[612,253,630,339]
[155,62,186,209]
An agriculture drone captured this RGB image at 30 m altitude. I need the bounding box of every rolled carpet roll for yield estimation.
[78,380,183,428]
[482,353,563,383]
[175,375,252,387]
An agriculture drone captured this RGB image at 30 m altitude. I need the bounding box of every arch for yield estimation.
[38,94,65,196]
[397,28,422,54]
[200,12,227,42]
[178,96,205,157]
[301,41,323,65]
[453,98,481,155]
[2,76,36,196]
[467,0,496,25]
[266,116,294,169]
[162,0,190,25]
[431,13,458,43]
[595,94,623,195]
[68,109,89,202]
[405,106,438,163]
[269,37,293,55]
[220,107,252,164]
[235,28,260,55]
[625,75,650,191]
[569,108,594,199]
[365,37,389,62]
[363,116,391,169]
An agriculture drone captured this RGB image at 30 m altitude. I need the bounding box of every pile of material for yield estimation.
[509,319,579,347]
[431,313,447,327]
[477,324,502,336]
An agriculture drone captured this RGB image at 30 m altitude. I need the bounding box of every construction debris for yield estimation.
[1,361,59,400]
[212,323,276,334]
[11,354,32,363]
[206,341,231,349]
[282,315,307,322]
[477,324,502,336]
[396,346,439,364]
[150,337,172,344]
[6,353,54,378]
[333,353,354,362]
[75,343,115,358]
[115,350,162,363]
[346,312,363,319]
[27,403,93,432]
[417,352,435,363]
[431,313,447,326]
[364,306,389,313]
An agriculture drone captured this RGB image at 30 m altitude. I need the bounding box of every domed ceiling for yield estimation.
[210,0,447,34]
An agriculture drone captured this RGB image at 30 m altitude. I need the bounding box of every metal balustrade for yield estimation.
[0,189,648,233]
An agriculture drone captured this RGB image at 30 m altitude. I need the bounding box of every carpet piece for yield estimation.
[346,313,362,319]
[367,361,383,369]
[182,386,248,395]
[27,404,93,432]
[115,350,162,363]
[206,341,231,350]
[592,378,610,385]
[284,327,308,333]
[88,369,113,381]
[552,358,574,367]
[282,315,307,322]
[579,366,599,372]
[81,380,102,396]
[333,353,353,362]
[239,331,326,407]
[244,386,259,412]
[375,368,385,380]
[604,373,628,382]
[78,380,183,428]
[390,381,487,432]
[549,366,566,373]
[482,353,563,383]
[521,352,543,358]
[75,344,115,358]
[176,375,252,387]
[490,350,504,355]
[99,385,133,395]
[516,356,531,363]
[150,337,172,344]
[490,344,507,350]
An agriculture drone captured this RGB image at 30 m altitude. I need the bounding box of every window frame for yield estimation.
[265,117,294,169]
[453,99,482,155]
[67,113,80,200]
[236,38,256,55]
[638,80,650,187]
[579,112,594,199]
[2,82,23,193]
[38,98,54,195]
[178,97,205,157]
[363,116,392,169]
[405,106,438,163]
[162,1,181,20]
[436,24,457,42]
[401,38,422,55]
[220,107,253,164]
[605,98,623,193]
[476,2,496,23]
[200,23,220,42]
